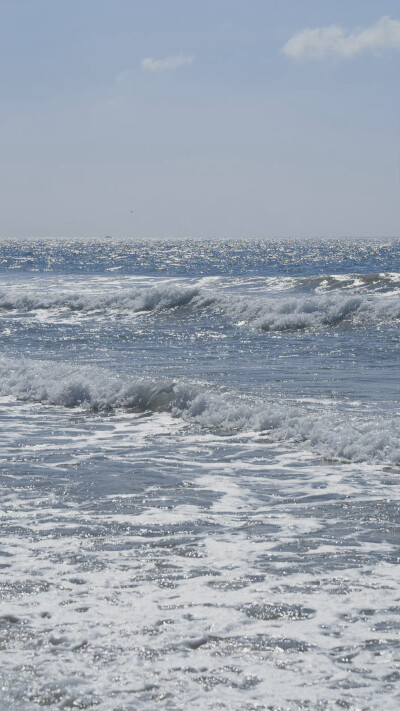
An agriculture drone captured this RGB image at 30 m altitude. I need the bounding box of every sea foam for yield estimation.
[1,357,398,465]
[0,279,399,331]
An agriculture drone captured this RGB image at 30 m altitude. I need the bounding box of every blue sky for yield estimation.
[0,0,399,239]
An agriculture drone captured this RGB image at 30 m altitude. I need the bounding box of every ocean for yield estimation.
[0,238,399,711]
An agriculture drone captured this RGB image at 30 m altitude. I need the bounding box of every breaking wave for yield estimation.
[218,292,400,331]
[0,283,200,315]
[0,279,399,331]
[296,272,400,293]
[1,358,399,466]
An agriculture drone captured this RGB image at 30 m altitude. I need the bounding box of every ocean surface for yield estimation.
[0,238,399,711]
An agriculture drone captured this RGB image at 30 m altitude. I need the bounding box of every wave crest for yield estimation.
[1,358,398,466]
[1,280,399,331]
[0,283,200,315]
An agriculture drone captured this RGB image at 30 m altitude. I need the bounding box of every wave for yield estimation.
[0,281,399,332]
[220,292,400,331]
[1,358,399,466]
[295,272,400,293]
[0,283,201,315]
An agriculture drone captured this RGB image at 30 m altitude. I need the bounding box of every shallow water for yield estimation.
[0,238,399,710]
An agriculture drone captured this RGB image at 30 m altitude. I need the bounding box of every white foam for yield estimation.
[0,282,200,315]
[220,291,400,330]
[1,278,398,331]
[1,358,398,465]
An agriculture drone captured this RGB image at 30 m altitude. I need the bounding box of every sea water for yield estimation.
[0,238,399,710]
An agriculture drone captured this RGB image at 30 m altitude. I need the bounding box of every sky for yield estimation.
[0,0,399,239]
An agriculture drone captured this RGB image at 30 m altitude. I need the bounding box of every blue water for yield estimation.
[0,238,399,710]
[0,237,398,275]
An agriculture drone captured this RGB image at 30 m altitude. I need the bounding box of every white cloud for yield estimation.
[141,54,194,72]
[282,16,400,60]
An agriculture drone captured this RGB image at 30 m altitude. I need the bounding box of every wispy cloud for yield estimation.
[282,16,400,60]
[115,69,135,83]
[141,54,194,72]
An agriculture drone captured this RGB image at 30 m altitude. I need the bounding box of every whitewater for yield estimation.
[0,238,399,711]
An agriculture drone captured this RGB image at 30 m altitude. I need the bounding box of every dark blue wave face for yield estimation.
[0,238,399,276]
